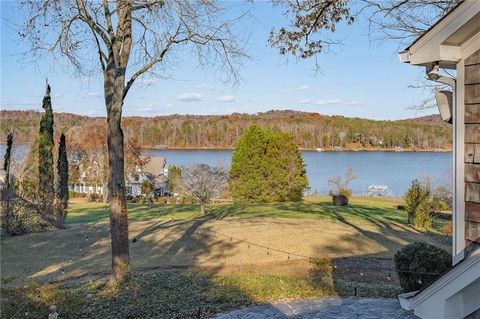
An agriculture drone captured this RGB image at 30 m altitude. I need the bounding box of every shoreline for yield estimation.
[0,143,452,153]
[143,146,452,153]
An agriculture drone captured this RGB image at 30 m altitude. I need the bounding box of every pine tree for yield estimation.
[229,125,308,203]
[56,133,69,219]
[38,84,55,198]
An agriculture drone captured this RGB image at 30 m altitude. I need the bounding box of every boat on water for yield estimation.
[316,148,323,152]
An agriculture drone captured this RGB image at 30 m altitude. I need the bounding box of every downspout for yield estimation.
[425,64,464,265]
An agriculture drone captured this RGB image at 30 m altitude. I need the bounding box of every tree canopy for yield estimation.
[229,125,308,203]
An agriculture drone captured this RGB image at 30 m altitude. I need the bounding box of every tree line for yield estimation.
[1,110,452,151]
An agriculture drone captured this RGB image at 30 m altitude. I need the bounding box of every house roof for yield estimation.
[399,0,480,68]
[402,1,464,52]
[143,157,166,176]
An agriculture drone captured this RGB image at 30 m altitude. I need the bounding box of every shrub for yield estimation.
[414,199,434,228]
[86,193,100,202]
[130,195,147,204]
[153,197,168,204]
[68,191,86,198]
[404,179,430,225]
[394,242,451,292]
[328,168,355,206]
[441,221,453,236]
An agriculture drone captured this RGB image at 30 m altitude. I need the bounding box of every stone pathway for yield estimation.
[214,297,417,319]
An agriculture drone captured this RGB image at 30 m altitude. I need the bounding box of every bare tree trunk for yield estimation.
[105,66,130,281]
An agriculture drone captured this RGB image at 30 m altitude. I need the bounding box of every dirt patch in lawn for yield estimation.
[1,215,448,287]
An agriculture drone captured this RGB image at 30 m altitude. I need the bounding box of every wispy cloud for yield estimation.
[217,94,235,103]
[344,100,365,105]
[314,99,365,106]
[282,85,310,93]
[300,99,312,104]
[197,83,214,90]
[176,93,203,102]
[86,92,102,99]
[315,99,343,105]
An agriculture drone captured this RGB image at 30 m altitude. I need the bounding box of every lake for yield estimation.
[144,149,452,197]
[2,144,451,198]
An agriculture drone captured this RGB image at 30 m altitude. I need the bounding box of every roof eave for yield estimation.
[398,0,480,67]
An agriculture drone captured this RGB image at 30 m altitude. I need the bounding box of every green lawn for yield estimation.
[67,196,406,226]
[2,196,450,318]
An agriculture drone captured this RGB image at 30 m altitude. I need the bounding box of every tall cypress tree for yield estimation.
[56,133,69,215]
[4,132,13,186]
[2,132,14,234]
[38,84,55,197]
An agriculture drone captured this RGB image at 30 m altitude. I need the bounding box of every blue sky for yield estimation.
[1,1,434,120]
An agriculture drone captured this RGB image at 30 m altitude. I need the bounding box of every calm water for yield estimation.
[3,144,451,197]
[144,149,452,197]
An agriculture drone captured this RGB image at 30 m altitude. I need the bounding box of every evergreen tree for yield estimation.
[1,132,14,233]
[38,84,55,198]
[3,132,13,185]
[229,125,308,203]
[168,165,182,195]
[56,133,69,217]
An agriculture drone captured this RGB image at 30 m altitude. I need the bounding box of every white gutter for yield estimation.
[398,51,410,63]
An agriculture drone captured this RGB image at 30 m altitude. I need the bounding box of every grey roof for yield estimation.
[143,157,166,176]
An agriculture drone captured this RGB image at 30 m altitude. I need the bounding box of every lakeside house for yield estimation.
[70,157,170,197]
[126,157,169,197]
[398,1,480,318]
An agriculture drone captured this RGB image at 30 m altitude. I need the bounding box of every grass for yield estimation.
[0,259,402,319]
[66,196,406,226]
[1,196,449,318]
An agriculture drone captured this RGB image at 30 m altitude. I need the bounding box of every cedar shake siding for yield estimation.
[465,48,480,256]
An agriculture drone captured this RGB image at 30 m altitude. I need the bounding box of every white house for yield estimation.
[71,156,170,197]
[125,156,169,197]
[398,1,480,318]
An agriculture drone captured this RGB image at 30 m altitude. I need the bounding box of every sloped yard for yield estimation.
[1,197,450,318]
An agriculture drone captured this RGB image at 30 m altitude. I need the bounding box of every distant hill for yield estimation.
[0,109,452,151]
[399,114,447,126]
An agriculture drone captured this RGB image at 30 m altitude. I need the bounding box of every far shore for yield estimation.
[143,146,453,153]
[1,143,453,153]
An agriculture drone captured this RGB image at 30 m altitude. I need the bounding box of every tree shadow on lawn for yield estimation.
[205,200,410,230]
[1,201,448,318]
[1,212,257,318]
[2,211,241,286]
[66,203,198,225]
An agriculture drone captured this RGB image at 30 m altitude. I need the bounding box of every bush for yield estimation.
[86,193,100,202]
[332,194,348,206]
[68,191,86,198]
[394,242,451,292]
[404,179,431,225]
[441,221,453,236]
[414,199,434,228]
[328,168,355,206]
[153,197,168,204]
[130,195,146,203]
